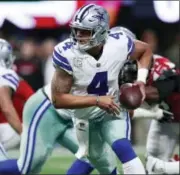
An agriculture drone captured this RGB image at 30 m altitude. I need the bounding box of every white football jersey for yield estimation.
[0,66,19,91]
[44,84,74,120]
[52,32,134,119]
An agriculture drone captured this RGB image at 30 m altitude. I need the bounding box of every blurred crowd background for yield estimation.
[0,0,179,145]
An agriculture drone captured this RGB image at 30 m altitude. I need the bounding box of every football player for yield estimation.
[145,73,180,174]
[0,78,34,161]
[116,26,180,174]
[51,4,152,174]
[0,39,22,160]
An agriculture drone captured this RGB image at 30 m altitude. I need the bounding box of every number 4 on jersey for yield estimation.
[87,72,108,96]
[109,32,122,40]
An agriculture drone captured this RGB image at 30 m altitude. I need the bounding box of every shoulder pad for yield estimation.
[0,67,19,91]
[52,39,73,75]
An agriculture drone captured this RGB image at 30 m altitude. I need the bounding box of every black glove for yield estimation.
[158,109,174,123]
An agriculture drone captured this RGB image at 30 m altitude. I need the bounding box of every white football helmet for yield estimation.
[0,39,16,68]
[70,4,110,51]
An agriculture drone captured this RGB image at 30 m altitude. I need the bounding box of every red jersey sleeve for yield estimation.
[12,80,34,122]
[167,93,180,123]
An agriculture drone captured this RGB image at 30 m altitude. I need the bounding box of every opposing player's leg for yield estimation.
[101,112,146,174]
[146,120,179,174]
[0,123,20,161]
[0,123,20,150]
[146,155,180,174]
[146,120,179,160]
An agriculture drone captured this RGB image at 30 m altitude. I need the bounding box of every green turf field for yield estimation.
[8,145,179,174]
[8,147,146,174]
[40,154,145,174]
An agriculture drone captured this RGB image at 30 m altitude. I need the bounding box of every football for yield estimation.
[119,83,142,110]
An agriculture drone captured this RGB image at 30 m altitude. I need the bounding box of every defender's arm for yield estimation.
[145,74,180,103]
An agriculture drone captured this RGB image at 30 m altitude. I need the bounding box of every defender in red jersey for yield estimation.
[0,79,34,155]
[0,39,21,161]
[115,26,180,174]
[0,39,34,161]
[0,79,34,123]
[119,53,180,175]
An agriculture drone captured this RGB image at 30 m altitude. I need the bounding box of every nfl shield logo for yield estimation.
[73,58,82,68]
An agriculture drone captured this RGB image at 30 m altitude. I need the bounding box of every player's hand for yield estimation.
[133,81,146,102]
[97,96,120,115]
[158,109,174,123]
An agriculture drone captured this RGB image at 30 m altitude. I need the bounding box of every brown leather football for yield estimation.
[119,83,142,110]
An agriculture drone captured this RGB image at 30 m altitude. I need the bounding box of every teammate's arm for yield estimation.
[51,68,119,114]
[0,86,22,134]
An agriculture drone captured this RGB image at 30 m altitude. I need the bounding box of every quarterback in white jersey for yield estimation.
[0,39,22,161]
[51,4,152,174]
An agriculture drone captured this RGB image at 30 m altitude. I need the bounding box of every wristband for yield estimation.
[137,68,149,83]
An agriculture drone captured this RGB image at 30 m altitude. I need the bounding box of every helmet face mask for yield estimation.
[118,59,138,87]
[0,39,16,69]
[70,4,109,51]
[71,27,93,45]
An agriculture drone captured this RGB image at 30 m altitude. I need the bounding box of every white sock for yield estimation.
[122,157,146,174]
[154,158,180,174]
[0,143,8,161]
[164,161,180,174]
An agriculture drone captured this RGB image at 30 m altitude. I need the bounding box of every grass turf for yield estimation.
[41,154,145,174]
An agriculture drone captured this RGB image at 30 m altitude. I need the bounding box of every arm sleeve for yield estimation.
[52,48,73,75]
[127,36,135,56]
[0,71,19,91]
[153,75,178,101]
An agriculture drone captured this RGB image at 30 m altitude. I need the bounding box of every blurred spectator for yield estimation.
[39,38,57,61]
[141,29,159,53]
[15,38,44,91]
[42,38,57,85]
[59,32,70,42]
[165,33,180,68]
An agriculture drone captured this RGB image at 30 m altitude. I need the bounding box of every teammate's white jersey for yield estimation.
[0,66,19,91]
[52,33,134,119]
[44,84,73,120]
